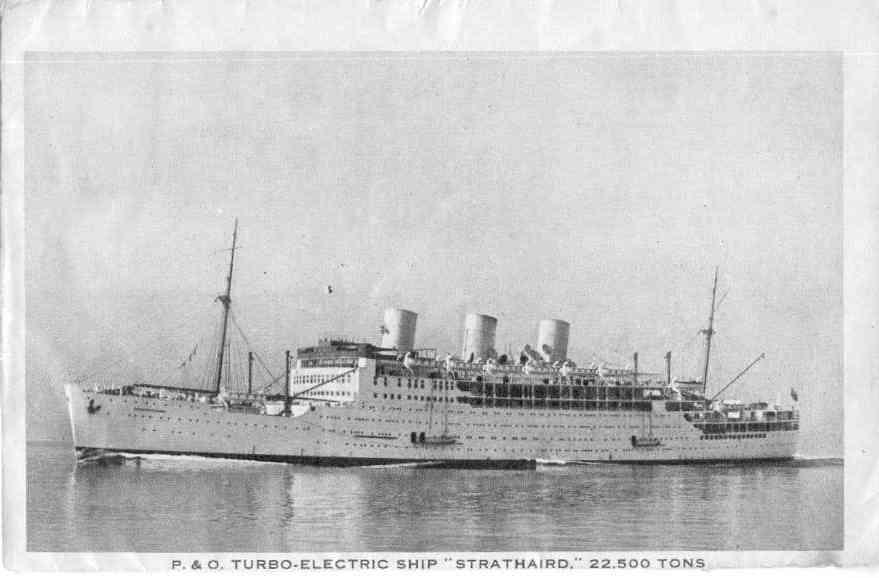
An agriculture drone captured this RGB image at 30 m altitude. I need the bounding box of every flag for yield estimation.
[790,387,799,402]
[178,344,198,369]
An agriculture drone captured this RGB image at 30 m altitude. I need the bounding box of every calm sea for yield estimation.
[27,443,842,552]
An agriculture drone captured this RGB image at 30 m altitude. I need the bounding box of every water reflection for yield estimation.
[28,445,842,552]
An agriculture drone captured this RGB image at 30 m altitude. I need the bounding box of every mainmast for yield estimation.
[214,218,238,394]
[700,267,719,396]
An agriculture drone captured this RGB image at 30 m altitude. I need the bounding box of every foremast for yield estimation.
[214,219,238,394]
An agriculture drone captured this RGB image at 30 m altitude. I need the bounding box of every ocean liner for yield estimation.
[66,222,799,468]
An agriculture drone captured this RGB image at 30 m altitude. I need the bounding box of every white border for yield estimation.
[3,0,877,571]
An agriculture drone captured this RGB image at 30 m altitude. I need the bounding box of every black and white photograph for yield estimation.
[3,0,877,572]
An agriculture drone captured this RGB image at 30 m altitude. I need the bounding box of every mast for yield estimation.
[284,350,292,415]
[700,267,719,396]
[445,393,451,436]
[214,218,238,394]
[633,352,639,387]
[442,379,450,436]
[247,351,254,395]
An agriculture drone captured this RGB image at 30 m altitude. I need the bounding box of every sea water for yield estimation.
[26,443,842,552]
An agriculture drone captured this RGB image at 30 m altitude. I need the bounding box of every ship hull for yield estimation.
[65,384,798,468]
[72,447,795,468]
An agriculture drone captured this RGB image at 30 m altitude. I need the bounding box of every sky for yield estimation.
[24,53,842,455]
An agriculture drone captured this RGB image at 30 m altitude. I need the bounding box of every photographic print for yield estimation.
[22,51,844,555]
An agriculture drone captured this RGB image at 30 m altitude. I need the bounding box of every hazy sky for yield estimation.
[25,53,842,455]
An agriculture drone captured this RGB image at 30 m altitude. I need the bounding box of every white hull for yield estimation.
[65,383,798,468]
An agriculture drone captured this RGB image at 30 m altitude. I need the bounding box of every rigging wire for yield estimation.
[201,314,224,391]
[156,343,200,387]
[261,373,286,395]
[715,287,731,313]
[252,351,280,389]
[74,299,214,384]
[80,301,218,389]
[232,337,247,393]
[229,308,281,389]
[224,339,233,393]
